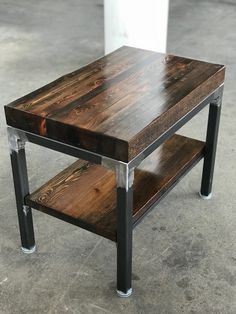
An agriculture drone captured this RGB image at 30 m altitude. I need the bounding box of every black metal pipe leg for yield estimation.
[116,166,134,297]
[200,93,222,199]
[8,128,35,253]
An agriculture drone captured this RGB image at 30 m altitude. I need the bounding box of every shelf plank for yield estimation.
[25,134,205,241]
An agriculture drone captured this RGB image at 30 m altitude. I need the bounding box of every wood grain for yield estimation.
[25,134,205,241]
[5,46,225,161]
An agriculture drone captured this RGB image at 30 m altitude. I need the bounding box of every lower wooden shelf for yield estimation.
[25,134,205,242]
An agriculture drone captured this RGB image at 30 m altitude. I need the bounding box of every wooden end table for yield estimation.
[4,46,225,297]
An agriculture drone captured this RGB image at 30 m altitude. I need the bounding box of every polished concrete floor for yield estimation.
[0,0,236,313]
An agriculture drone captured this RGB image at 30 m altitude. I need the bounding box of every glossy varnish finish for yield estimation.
[5,46,225,162]
[25,134,205,241]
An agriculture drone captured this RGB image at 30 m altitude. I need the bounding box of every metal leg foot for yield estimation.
[21,245,36,254]
[116,288,132,298]
[199,192,212,200]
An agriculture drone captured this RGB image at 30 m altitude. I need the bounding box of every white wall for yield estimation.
[104,0,169,54]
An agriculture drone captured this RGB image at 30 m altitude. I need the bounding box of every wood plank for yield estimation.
[25,134,205,241]
[5,46,225,162]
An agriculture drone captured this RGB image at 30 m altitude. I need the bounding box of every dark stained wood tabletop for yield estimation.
[5,46,225,162]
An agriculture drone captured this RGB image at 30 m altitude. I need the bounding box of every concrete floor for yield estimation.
[0,0,236,313]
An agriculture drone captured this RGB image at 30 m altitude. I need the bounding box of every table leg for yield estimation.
[116,164,134,297]
[7,128,36,253]
[200,92,222,199]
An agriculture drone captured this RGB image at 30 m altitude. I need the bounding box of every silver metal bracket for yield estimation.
[102,157,134,191]
[115,163,134,191]
[212,84,224,107]
[212,97,222,107]
[23,205,30,216]
[7,127,27,153]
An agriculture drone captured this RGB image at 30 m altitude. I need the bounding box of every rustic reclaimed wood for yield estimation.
[5,46,225,162]
[25,134,205,241]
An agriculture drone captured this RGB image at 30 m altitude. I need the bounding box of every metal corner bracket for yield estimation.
[7,127,27,153]
[23,205,30,215]
[212,84,224,106]
[101,157,134,190]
